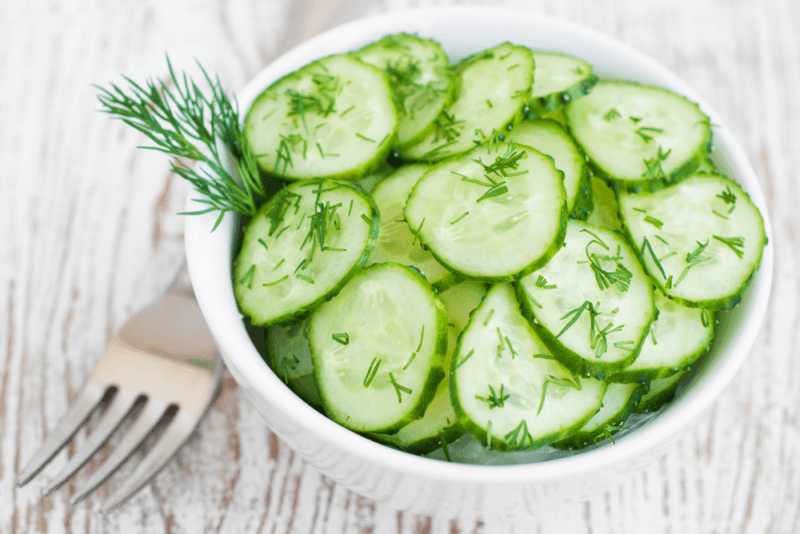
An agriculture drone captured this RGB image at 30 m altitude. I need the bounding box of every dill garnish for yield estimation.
[363,358,381,387]
[96,57,268,230]
[713,235,745,258]
[538,375,581,415]
[475,384,510,409]
[389,373,412,403]
[332,332,349,345]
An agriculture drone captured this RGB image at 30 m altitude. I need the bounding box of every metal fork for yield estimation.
[17,264,223,512]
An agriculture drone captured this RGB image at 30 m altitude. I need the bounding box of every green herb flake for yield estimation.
[713,235,745,259]
[363,357,381,387]
[604,108,621,121]
[504,420,534,449]
[455,349,475,369]
[389,372,412,403]
[450,211,469,225]
[538,375,581,415]
[238,265,256,289]
[332,332,349,345]
[484,309,495,326]
[475,384,511,409]
[644,215,664,229]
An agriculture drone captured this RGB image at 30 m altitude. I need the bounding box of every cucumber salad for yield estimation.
[232,34,767,461]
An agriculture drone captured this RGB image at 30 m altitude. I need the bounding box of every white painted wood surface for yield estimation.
[1,0,798,532]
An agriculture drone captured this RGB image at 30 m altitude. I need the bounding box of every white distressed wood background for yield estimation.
[1,0,798,532]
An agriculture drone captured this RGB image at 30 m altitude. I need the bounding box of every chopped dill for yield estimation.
[332,332,349,345]
[475,384,511,409]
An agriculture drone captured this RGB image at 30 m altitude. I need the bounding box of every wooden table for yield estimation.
[2,0,798,532]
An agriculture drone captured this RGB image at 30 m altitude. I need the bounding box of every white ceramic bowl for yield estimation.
[185,7,773,519]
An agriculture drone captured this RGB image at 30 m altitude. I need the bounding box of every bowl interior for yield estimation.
[185,7,773,482]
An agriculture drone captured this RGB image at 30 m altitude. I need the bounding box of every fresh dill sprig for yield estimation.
[363,357,381,388]
[96,56,268,230]
[332,332,349,345]
[535,275,556,289]
[642,146,672,182]
[475,384,511,409]
[582,230,633,292]
[675,239,710,287]
[538,374,581,415]
[713,235,745,258]
[504,419,534,448]
[604,108,621,121]
[389,373,412,403]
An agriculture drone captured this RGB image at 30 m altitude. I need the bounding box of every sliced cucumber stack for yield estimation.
[404,143,567,281]
[308,263,448,433]
[526,51,598,118]
[452,284,607,450]
[618,172,767,309]
[565,81,711,192]
[517,220,655,380]
[245,54,398,181]
[506,118,593,219]
[353,34,454,149]
[403,43,533,162]
[234,179,380,326]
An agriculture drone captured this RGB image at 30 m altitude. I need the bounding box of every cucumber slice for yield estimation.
[635,372,686,414]
[506,119,592,219]
[585,175,622,231]
[618,173,767,309]
[367,164,452,285]
[553,382,644,450]
[245,54,398,181]
[526,51,598,118]
[403,43,533,162]
[266,317,313,380]
[609,292,715,383]
[264,318,324,410]
[234,179,380,326]
[564,81,711,192]
[353,34,454,148]
[369,281,486,454]
[517,220,655,380]
[308,263,448,433]
[452,284,607,451]
[404,143,567,281]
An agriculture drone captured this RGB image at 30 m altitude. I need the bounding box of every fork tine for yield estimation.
[101,409,198,513]
[70,398,169,505]
[42,388,140,496]
[17,382,109,487]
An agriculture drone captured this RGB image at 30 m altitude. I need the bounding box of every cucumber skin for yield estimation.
[552,383,644,451]
[310,263,449,434]
[617,175,767,311]
[526,74,599,119]
[245,54,399,182]
[364,422,465,455]
[447,288,606,451]
[569,147,593,221]
[515,283,655,381]
[591,147,712,195]
[234,181,381,327]
[607,311,717,384]
[634,374,684,414]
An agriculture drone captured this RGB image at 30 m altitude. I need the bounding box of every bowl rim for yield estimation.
[185,6,774,484]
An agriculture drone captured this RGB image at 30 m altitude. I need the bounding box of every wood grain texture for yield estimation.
[1,0,798,532]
